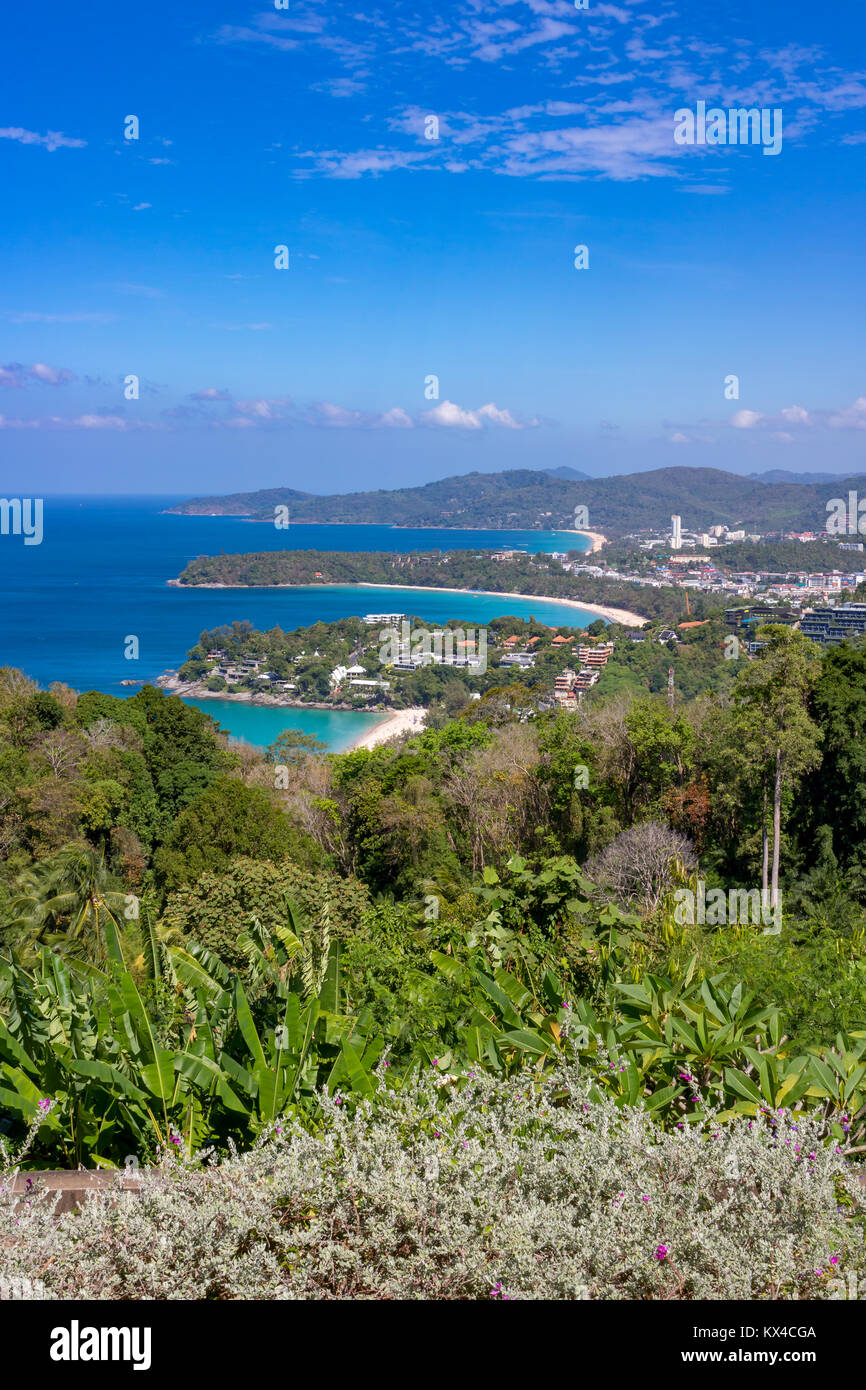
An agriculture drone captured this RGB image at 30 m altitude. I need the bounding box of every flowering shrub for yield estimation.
[2,1054,863,1301]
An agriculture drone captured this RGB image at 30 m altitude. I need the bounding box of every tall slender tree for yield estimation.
[730,627,821,907]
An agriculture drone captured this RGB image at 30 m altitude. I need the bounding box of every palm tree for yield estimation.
[5,843,131,965]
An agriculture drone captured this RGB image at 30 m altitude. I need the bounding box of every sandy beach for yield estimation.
[349,706,427,750]
[169,575,645,627]
[566,529,607,554]
[351,581,645,627]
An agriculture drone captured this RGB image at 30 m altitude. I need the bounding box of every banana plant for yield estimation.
[0,907,386,1166]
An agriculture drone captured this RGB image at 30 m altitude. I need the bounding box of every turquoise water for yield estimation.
[0,496,594,750]
[183,699,386,753]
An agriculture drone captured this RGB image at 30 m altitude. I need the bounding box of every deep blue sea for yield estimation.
[0,496,592,748]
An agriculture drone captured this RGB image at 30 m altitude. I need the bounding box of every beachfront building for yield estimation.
[553,668,578,708]
[500,652,536,669]
[577,642,614,668]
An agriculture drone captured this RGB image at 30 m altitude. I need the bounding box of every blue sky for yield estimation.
[2,0,865,494]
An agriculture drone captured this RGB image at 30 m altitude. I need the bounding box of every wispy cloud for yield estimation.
[0,362,77,388]
[209,321,273,331]
[158,390,537,432]
[421,400,527,429]
[213,2,866,185]
[0,126,86,151]
[691,396,866,435]
[3,310,116,325]
[0,412,151,431]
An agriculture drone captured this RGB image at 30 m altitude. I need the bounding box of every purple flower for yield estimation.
[655,1245,669,1261]
[37,1097,52,1113]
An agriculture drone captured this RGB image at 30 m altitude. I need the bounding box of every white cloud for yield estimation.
[235,398,290,420]
[72,414,129,429]
[380,407,414,428]
[4,311,115,324]
[422,400,484,429]
[421,399,531,430]
[29,362,76,385]
[0,413,137,430]
[313,401,363,426]
[828,396,866,430]
[725,397,866,433]
[208,5,866,186]
[0,126,85,151]
[0,361,76,387]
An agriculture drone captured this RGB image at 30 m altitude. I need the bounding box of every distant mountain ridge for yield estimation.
[542,466,593,481]
[747,469,862,486]
[167,466,865,536]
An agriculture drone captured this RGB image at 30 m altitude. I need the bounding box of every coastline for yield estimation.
[348,706,426,750]
[167,575,644,627]
[564,528,606,555]
[157,673,425,753]
[349,581,643,627]
[163,514,603,543]
[157,673,372,715]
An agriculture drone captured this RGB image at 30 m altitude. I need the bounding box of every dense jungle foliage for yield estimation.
[1,625,865,1170]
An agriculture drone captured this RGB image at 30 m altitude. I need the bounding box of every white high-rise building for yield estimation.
[670,514,682,550]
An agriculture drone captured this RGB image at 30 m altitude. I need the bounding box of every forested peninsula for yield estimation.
[174,548,714,626]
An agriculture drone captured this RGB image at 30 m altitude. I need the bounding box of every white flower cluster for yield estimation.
[2,1059,862,1301]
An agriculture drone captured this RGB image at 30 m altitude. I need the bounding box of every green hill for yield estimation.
[166,466,866,537]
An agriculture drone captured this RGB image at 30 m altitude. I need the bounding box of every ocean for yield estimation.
[0,496,593,748]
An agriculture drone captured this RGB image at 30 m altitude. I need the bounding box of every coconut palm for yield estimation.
[5,843,131,965]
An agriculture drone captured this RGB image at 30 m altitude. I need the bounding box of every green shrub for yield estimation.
[3,1061,863,1301]
[161,856,371,971]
